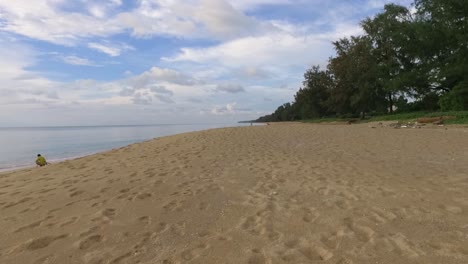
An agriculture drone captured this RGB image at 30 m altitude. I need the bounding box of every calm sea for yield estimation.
[0,123,254,171]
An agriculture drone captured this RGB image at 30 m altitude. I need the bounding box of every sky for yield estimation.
[0,0,413,126]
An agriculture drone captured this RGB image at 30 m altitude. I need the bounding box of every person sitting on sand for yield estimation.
[35,154,48,167]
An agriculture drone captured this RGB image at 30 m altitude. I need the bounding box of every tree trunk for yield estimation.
[388,93,394,114]
[361,111,366,120]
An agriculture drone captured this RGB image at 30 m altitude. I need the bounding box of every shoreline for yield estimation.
[0,148,128,174]
[0,124,260,174]
[1,123,467,263]
[0,153,97,173]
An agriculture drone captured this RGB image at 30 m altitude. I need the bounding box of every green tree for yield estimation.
[414,0,468,109]
[255,0,468,122]
[361,4,416,113]
[294,66,332,119]
[328,36,385,117]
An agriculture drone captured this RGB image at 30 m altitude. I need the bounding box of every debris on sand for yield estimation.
[417,116,455,124]
[388,120,448,129]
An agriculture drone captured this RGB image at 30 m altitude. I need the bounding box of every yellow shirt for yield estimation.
[36,156,47,166]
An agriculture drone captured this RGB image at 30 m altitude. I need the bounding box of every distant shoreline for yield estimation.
[0,123,239,130]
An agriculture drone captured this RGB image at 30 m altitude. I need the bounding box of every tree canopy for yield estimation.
[256,0,467,122]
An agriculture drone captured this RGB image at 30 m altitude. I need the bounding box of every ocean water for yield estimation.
[0,123,254,171]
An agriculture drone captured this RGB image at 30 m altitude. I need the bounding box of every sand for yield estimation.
[0,123,467,264]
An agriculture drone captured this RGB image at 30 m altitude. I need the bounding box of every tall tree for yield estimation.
[414,0,468,109]
[328,36,385,117]
[294,66,332,119]
[361,4,416,113]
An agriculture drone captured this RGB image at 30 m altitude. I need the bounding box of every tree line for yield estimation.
[256,0,467,122]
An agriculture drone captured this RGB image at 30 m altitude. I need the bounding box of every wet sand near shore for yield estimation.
[0,123,467,264]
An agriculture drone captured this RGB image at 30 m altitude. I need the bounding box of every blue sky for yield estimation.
[0,0,412,126]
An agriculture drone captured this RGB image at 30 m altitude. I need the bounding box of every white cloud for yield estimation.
[88,41,134,56]
[0,39,61,106]
[216,84,245,93]
[192,0,276,40]
[132,90,153,105]
[0,0,413,47]
[114,0,278,40]
[110,0,122,6]
[366,0,413,10]
[61,55,97,66]
[211,102,237,115]
[0,0,122,45]
[155,94,175,104]
[227,0,292,11]
[233,66,272,79]
[0,0,286,45]
[125,67,203,88]
[80,0,123,19]
[0,46,289,125]
[164,33,333,69]
[151,85,174,96]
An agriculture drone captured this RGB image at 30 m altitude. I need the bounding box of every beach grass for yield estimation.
[369,111,468,124]
[303,111,468,125]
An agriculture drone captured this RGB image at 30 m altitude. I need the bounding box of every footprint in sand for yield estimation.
[33,254,56,264]
[336,258,354,264]
[119,188,130,194]
[302,207,320,223]
[170,222,186,236]
[78,234,103,250]
[99,187,110,193]
[109,251,133,264]
[152,179,164,187]
[155,222,169,233]
[38,188,55,194]
[3,197,33,209]
[79,226,101,238]
[180,243,210,261]
[240,215,264,236]
[320,229,345,250]
[24,234,68,251]
[162,200,184,212]
[248,251,271,264]
[91,199,107,208]
[92,208,116,223]
[137,216,151,225]
[388,233,423,258]
[102,208,116,218]
[134,192,152,200]
[198,202,209,211]
[59,216,79,227]
[299,245,334,261]
[14,220,43,233]
[368,207,398,224]
[196,230,213,238]
[344,218,375,243]
[334,199,351,210]
[440,204,463,214]
[281,237,334,262]
[161,258,178,264]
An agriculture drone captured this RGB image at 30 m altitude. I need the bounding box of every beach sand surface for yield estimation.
[1,123,468,264]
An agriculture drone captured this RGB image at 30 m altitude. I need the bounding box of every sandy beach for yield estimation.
[1,123,467,264]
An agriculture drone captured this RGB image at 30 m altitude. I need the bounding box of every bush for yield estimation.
[439,92,464,111]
